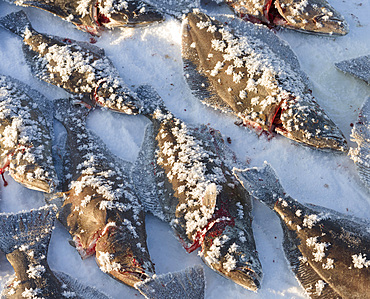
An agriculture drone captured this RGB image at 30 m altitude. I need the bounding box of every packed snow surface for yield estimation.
[0,0,369,298]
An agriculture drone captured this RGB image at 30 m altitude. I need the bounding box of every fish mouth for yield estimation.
[92,0,164,29]
[263,0,348,35]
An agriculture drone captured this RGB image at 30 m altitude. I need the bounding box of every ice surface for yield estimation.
[0,0,369,298]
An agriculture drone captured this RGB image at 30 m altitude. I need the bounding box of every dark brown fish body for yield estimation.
[234,164,370,298]
[5,0,164,35]
[182,11,348,152]
[52,98,154,288]
[0,205,110,298]
[224,0,349,35]
[0,75,58,193]
[133,85,262,291]
[0,11,142,115]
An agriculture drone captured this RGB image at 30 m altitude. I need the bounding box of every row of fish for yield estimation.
[5,0,350,36]
[0,2,368,299]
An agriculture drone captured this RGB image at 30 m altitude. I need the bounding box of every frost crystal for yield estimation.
[352,253,370,269]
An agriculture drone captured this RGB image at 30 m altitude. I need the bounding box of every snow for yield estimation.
[0,1,369,298]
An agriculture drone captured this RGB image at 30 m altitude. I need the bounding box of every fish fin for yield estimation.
[135,265,205,299]
[0,10,33,38]
[335,55,370,85]
[0,205,57,254]
[44,192,66,210]
[281,225,341,298]
[53,271,111,299]
[145,0,200,19]
[135,84,166,116]
[132,122,165,220]
[53,98,89,128]
[233,162,285,209]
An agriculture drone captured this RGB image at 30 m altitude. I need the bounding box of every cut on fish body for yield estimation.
[349,96,370,190]
[234,163,370,298]
[0,75,58,193]
[182,11,348,152]
[51,98,154,288]
[5,0,164,35]
[132,84,262,292]
[224,0,349,36]
[0,205,111,298]
[335,55,370,85]
[0,10,143,115]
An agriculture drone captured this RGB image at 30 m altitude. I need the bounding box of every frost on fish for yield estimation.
[224,0,348,35]
[234,163,370,298]
[349,97,370,190]
[133,85,262,291]
[145,0,200,18]
[335,55,370,85]
[4,0,164,35]
[0,205,111,299]
[0,75,58,193]
[0,11,142,115]
[135,265,205,299]
[182,11,348,152]
[51,98,154,288]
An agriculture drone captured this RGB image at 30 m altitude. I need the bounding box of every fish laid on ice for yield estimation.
[234,163,370,298]
[0,75,58,193]
[50,98,153,288]
[132,85,262,291]
[182,11,348,152]
[0,205,111,298]
[349,97,370,190]
[335,55,370,85]
[5,0,164,35]
[0,10,142,115]
[223,0,349,35]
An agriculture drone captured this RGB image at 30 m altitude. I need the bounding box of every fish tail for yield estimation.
[0,205,57,255]
[53,98,89,129]
[135,84,166,117]
[135,265,205,298]
[233,162,286,209]
[0,10,33,38]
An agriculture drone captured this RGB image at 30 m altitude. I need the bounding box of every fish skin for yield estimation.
[349,96,370,190]
[0,205,111,299]
[144,0,200,19]
[51,98,154,288]
[0,10,143,115]
[182,11,348,152]
[234,163,370,298]
[133,85,263,292]
[0,75,58,193]
[224,0,349,36]
[335,55,370,85]
[5,0,164,35]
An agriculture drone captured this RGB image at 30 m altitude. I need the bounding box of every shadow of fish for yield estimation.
[5,0,164,35]
[0,205,111,298]
[0,10,142,115]
[335,55,370,85]
[0,75,58,193]
[132,84,262,291]
[234,163,370,298]
[349,96,370,190]
[49,98,154,288]
[223,0,349,36]
[182,11,348,152]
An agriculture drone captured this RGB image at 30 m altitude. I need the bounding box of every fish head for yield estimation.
[201,225,263,291]
[94,79,143,114]
[95,224,154,287]
[274,0,349,35]
[273,98,348,152]
[93,0,164,28]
